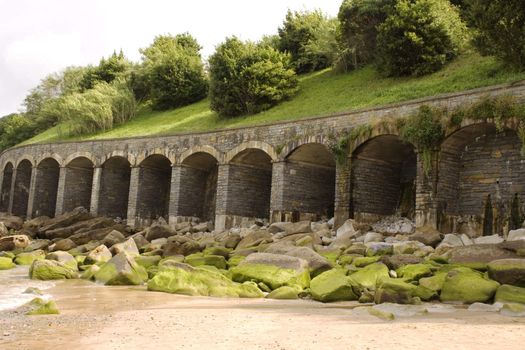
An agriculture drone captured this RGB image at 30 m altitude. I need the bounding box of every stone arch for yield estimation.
[351,134,417,221]
[64,152,97,167]
[176,151,219,222]
[98,156,132,219]
[62,156,95,212]
[12,159,33,217]
[35,153,63,168]
[15,155,35,169]
[278,135,329,162]
[274,143,336,221]
[99,150,133,167]
[134,148,174,167]
[136,154,172,225]
[0,162,14,212]
[225,141,277,163]
[32,158,60,217]
[436,122,525,235]
[180,145,222,165]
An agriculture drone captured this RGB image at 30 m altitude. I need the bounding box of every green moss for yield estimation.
[353,256,381,268]
[318,250,341,265]
[94,253,148,285]
[368,307,395,321]
[0,256,15,270]
[396,264,433,281]
[15,250,45,265]
[440,269,500,304]
[374,278,417,304]
[29,260,77,280]
[349,263,390,291]
[135,255,162,269]
[495,284,525,305]
[25,298,60,315]
[413,285,439,301]
[227,255,246,268]
[266,286,300,300]
[203,246,232,258]
[80,264,100,280]
[230,264,310,290]
[185,253,227,269]
[310,268,359,302]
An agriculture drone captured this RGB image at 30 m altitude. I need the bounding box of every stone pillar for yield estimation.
[26,166,38,219]
[415,151,439,229]
[334,159,352,229]
[214,164,230,231]
[269,161,287,223]
[89,166,102,216]
[7,168,17,214]
[54,166,67,216]
[126,166,141,229]
[168,165,182,227]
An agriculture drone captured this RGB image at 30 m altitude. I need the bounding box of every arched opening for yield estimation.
[281,143,336,221]
[179,152,218,221]
[137,155,171,224]
[32,158,60,217]
[12,160,32,217]
[0,163,13,212]
[351,135,416,221]
[63,157,94,212]
[99,157,131,219]
[227,148,273,220]
[437,123,525,235]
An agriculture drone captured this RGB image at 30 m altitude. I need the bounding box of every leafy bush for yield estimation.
[137,34,208,110]
[278,10,336,73]
[80,51,131,91]
[337,0,396,71]
[465,0,525,70]
[376,0,468,76]
[0,114,36,151]
[209,37,299,117]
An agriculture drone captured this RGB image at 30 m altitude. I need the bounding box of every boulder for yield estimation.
[23,297,59,315]
[68,227,116,245]
[349,263,390,291]
[266,286,299,300]
[393,241,424,255]
[440,268,500,304]
[162,236,201,256]
[147,264,264,298]
[264,245,332,276]
[487,259,525,287]
[230,253,310,290]
[15,250,45,265]
[43,216,114,240]
[409,226,442,247]
[145,224,176,241]
[23,239,51,252]
[372,303,428,317]
[29,259,77,280]
[374,278,417,304]
[371,216,415,235]
[191,222,211,233]
[352,256,380,268]
[134,255,162,269]
[111,238,139,256]
[474,235,504,245]
[508,229,525,242]
[460,234,474,246]
[0,222,8,237]
[184,253,227,270]
[130,233,149,250]
[221,233,242,249]
[395,264,433,281]
[94,252,148,285]
[38,207,92,234]
[271,221,312,238]
[49,238,76,252]
[102,230,126,247]
[335,219,359,239]
[46,251,78,270]
[0,235,30,251]
[365,242,393,256]
[500,303,525,317]
[381,255,423,270]
[0,256,15,270]
[85,245,112,265]
[202,246,231,258]
[310,268,358,302]
[439,234,463,247]
[363,232,383,244]
[448,244,518,269]
[0,213,24,230]
[419,272,447,292]
[236,230,273,249]
[494,284,525,305]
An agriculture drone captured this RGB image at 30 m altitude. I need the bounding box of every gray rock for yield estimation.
[46,251,78,270]
[130,233,149,249]
[111,238,139,256]
[460,234,473,246]
[468,302,502,312]
[238,252,309,271]
[507,229,525,241]
[336,219,358,239]
[145,224,176,241]
[102,230,126,247]
[236,230,272,249]
[448,244,518,265]
[85,244,112,264]
[373,303,428,317]
[364,232,383,244]
[409,226,442,247]
[0,235,30,251]
[49,238,76,252]
[371,216,415,235]
[474,235,504,245]
[439,234,464,247]
[264,245,332,276]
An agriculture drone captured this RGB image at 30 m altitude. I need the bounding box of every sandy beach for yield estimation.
[1,277,524,350]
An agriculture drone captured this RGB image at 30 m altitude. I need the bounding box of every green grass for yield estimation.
[23,52,525,145]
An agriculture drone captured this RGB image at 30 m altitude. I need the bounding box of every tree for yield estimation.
[278,10,336,73]
[209,37,299,117]
[465,0,525,70]
[0,114,36,151]
[80,51,131,91]
[337,0,396,71]
[137,33,208,110]
[376,0,467,76]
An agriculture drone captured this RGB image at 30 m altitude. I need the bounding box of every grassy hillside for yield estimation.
[24,52,525,145]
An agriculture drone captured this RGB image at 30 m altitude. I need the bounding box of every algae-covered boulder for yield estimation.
[266,286,300,300]
[310,268,358,302]
[94,252,148,285]
[0,256,15,270]
[353,256,380,268]
[15,250,46,265]
[500,302,525,317]
[135,255,162,269]
[85,244,112,265]
[487,259,525,287]
[147,264,264,298]
[185,253,227,269]
[440,268,500,304]
[264,245,333,277]
[374,278,417,304]
[349,263,390,291]
[23,297,59,315]
[395,264,433,281]
[365,243,393,257]
[494,284,525,305]
[111,238,139,256]
[46,251,78,271]
[81,264,100,280]
[29,259,77,280]
[448,244,517,269]
[419,272,447,292]
[230,253,310,290]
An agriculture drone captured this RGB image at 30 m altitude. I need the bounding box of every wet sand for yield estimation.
[1,278,524,350]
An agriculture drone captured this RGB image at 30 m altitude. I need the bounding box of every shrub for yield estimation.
[465,0,525,70]
[80,51,131,91]
[376,0,468,76]
[209,37,299,118]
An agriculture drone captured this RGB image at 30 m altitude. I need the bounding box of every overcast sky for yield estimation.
[0,0,342,116]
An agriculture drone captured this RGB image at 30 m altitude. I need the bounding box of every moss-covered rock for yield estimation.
[0,256,15,270]
[230,264,310,290]
[413,285,438,301]
[487,259,525,288]
[374,278,417,304]
[266,286,300,300]
[349,263,390,291]
[353,256,381,268]
[24,298,59,315]
[365,243,393,257]
[185,253,227,269]
[310,268,358,302]
[227,255,246,268]
[494,284,525,305]
[147,265,264,298]
[317,250,341,265]
[29,259,77,280]
[15,250,45,265]
[440,268,500,304]
[396,264,433,281]
[94,252,148,285]
[46,251,78,271]
[419,272,447,292]
[500,302,525,317]
[80,264,100,280]
[203,246,232,258]
[135,255,162,269]
[85,244,112,265]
